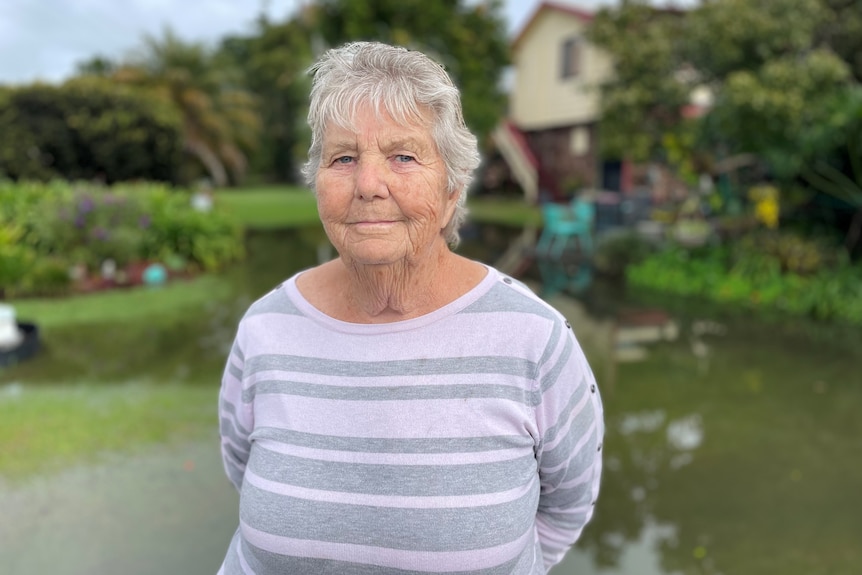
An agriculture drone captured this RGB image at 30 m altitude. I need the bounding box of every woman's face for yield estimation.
[315,104,458,267]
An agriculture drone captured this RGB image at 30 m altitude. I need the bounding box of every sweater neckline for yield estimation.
[284,266,498,334]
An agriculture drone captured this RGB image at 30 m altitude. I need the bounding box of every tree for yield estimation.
[587,2,691,163]
[587,0,862,253]
[103,28,262,187]
[308,0,510,143]
[817,0,862,82]
[0,79,182,183]
[217,15,314,182]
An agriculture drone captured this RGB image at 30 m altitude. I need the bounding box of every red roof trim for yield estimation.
[512,1,594,50]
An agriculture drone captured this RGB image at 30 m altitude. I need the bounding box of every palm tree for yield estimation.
[115,28,261,187]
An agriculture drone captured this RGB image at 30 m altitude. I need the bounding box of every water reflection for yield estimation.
[3,226,862,574]
[554,301,862,575]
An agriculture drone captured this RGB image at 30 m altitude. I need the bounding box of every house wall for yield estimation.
[525,123,600,197]
[510,11,614,130]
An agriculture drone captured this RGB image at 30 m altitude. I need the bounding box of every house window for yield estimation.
[560,36,581,79]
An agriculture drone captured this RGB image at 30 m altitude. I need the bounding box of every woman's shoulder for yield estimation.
[240,271,307,322]
[468,266,562,321]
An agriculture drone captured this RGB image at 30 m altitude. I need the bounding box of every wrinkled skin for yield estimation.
[297,104,484,323]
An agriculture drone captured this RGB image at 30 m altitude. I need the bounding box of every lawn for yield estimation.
[11,274,232,329]
[214,186,320,228]
[216,185,541,229]
[1,275,237,481]
[0,382,216,482]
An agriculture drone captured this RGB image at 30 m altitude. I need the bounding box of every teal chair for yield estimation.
[536,198,595,260]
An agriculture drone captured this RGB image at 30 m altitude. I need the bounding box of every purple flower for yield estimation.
[78,196,95,214]
[139,215,151,229]
[74,215,86,228]
[91,227,109,241]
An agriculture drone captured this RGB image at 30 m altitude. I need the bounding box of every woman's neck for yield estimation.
[339,248,454,321]
[299,247,486,324]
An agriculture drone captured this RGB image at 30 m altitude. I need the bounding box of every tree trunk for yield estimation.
[845,208,862,255]
[185,139,228,188]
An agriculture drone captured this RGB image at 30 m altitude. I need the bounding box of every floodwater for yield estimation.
[2,226,861,575]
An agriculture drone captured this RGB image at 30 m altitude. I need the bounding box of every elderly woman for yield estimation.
[217,41,603,574]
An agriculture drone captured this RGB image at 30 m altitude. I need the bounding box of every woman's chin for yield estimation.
[341,245,409,267]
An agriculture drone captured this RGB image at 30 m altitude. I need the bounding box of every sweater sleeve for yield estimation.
[533,320,604,570]
[218,336,253,492]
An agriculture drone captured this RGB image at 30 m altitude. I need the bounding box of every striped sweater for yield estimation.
[217,266,604,574]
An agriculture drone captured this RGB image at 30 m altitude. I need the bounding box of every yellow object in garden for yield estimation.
[748,185,780,229]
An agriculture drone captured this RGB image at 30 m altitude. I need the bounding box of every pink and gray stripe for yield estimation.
[217,267,604,574]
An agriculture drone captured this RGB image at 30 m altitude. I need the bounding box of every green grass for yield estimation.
[0,382,216,482]
[467,196,542,227]
[218,185,541,229]
[9,274,232,329]
[215,186,320,229]
[1,275,232,482]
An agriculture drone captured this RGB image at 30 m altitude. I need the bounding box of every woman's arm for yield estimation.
[218,337,252,491]
[534,323,604,570]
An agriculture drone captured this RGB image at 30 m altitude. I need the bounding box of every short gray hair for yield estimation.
[301,41,480,247]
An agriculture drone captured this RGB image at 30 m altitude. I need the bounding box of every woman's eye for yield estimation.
[395,154,415,163]
[335,156,353,165]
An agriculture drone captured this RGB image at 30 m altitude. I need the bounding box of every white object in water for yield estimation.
[0,304,23,349]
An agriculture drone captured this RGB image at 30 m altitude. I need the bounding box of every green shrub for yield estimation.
[627,233,862,325]
[0,225,35,295]
[0,180,243,296]
[593,229,658,277]
[733,231,844,276]
[0,79,182,183]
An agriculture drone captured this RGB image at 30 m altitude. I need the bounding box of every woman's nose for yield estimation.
[354,158,390,200]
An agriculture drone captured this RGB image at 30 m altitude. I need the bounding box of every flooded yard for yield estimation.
[2,227,860,575]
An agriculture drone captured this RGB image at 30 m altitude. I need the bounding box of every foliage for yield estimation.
[797,86,862,253]
[587,2,691,162]
[733,230,846,276]
[711,49,851,178]
[0,79,182,183]
[79,28,262,187]
[592,229,658,277]
[309,0,510,143]
[136,184,245,271]
[0,225,36,294]
[0,180,244,297]
[216,18,314,182]
[627,236,862,324]
[588,0,862,254]
[815,0,862,83]
[684,0,826,82]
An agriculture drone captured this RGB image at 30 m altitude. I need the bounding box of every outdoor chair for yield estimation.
[536,198,595,261]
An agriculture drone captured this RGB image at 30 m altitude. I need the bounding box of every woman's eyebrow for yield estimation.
[384,137,428,154]
[323,138,357,153]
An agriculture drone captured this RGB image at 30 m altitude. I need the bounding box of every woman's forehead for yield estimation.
[324,99,432,133]
[322,107,435,146]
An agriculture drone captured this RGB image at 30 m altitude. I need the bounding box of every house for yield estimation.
[493,1,620,203]
[491,1,704,205]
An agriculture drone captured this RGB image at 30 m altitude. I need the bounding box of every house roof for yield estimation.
[511,1,594,50]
